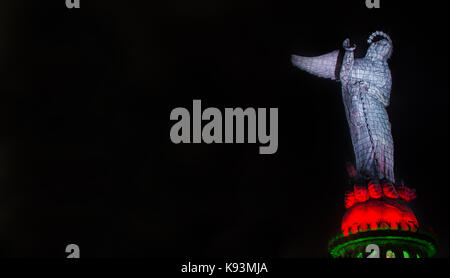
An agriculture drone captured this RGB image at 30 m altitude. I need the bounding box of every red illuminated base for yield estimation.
[331,181,437,257]
[342,198,419,236]
[341,180,419,236]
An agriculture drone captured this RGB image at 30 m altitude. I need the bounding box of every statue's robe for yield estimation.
[341,56,395,183]
[292,39,395,183]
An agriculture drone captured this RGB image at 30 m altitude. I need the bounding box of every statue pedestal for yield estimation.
[329,229,437,258]
[329,181,437,258]
[342,198,418,236]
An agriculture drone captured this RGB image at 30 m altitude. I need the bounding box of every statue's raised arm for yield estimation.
[340,38,355,85]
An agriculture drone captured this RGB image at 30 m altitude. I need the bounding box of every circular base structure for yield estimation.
[329,229,437,258]
[341,198,419,236]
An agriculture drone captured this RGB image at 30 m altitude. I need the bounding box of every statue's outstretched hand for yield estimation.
[343,38,356,51]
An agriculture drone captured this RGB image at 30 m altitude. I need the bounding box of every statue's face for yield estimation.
[367,39,392,61]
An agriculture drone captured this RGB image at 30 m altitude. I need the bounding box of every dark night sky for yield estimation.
[0,0,447,257]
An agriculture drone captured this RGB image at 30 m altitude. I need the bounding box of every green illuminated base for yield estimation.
[328,229,437,258]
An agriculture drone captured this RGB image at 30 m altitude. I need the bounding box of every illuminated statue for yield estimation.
[292,31,395,183]
[312,33,439,257]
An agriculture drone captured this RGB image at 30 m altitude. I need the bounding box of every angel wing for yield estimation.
[291,50,340,80]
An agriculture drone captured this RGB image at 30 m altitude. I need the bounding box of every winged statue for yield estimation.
[292,31,395,183]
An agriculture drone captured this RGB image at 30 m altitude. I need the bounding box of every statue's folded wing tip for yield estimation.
[291,54,300,63]
[291,50,340,80]
[291,54,306,69]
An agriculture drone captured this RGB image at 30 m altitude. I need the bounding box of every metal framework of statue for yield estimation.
[298,31,439,257]
[292,31,395,183]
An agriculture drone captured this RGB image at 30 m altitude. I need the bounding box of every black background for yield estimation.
[0,0,447,257]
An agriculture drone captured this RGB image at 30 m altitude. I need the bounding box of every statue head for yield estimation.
[365,31,393,61]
